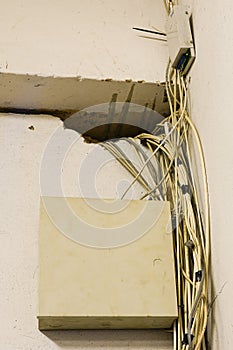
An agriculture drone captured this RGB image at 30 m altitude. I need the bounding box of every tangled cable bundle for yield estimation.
[101,62,210,349]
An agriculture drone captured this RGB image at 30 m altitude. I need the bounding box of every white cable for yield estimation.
[102,47,209,350]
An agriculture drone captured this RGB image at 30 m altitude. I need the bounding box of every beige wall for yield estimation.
[187,0,233,348]
[0,0,167,82]
[0,2,174,349]
[0,114,173,349]
[1,0,231,349]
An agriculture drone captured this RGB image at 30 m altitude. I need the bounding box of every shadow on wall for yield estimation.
[43,329,172,349]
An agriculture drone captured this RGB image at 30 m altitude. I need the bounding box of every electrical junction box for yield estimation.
[38,197,177,330]
[166,5,195,74]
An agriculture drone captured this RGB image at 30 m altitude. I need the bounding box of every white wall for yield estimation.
[186,0,233,348]
[0,0,167,82]
[2,0,231,349]
[0,1,174,348]
[0,114,173,350]
[0,0,170,123]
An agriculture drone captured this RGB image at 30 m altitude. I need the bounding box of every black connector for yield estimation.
[185,240,195,249]
[182,333,194,345]
[181,184,190,195]
[177,49,191,73]
[195,270,202,282]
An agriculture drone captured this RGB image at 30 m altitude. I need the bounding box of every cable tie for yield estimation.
[195,270,202,282]
[182,333,194,345]
[184,240,195,249]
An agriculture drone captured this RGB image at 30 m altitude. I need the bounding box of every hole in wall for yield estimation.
[63,111,164,143]
[63,103,164,143]
[63,85,165,142]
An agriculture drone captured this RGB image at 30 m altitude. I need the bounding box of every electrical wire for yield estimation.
[101,4,209,348]
[101,67,209,349]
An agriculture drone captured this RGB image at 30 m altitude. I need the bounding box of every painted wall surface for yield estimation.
[0,114,173,350]
[0,1,174,348]
[185,0,233,348]
[2,0,232,349]
[0,0,167,82]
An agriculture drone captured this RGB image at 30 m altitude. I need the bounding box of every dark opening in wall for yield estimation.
[63,103,164,143]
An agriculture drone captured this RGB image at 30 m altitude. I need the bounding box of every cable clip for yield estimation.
[182,333,194,345]
[184,240,195,249]
[195,270,202,282]
[180,184,190,195]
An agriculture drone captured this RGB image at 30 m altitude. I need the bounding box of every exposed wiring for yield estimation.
[101,63,209,349]
[101,2,209,349]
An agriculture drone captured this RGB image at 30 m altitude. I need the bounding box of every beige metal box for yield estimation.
[38,197,177,330]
